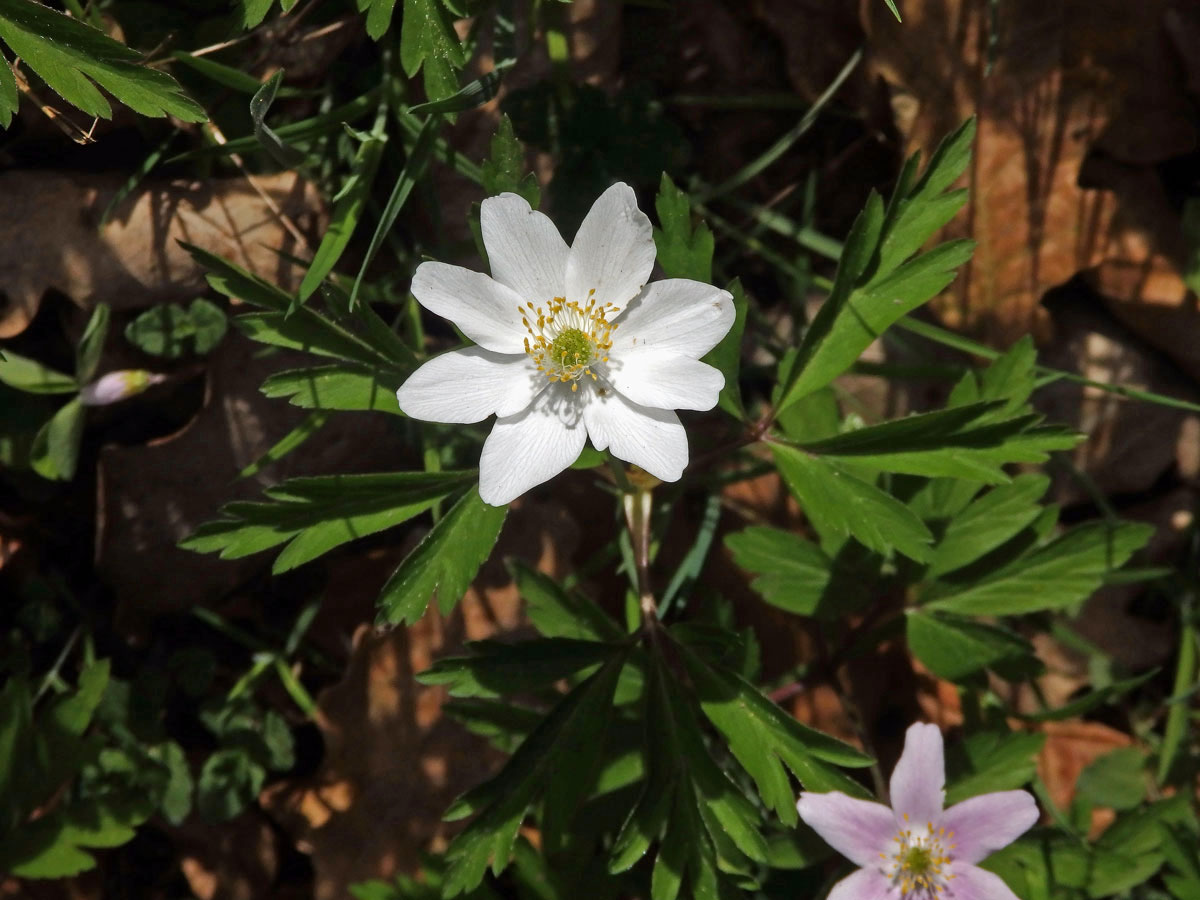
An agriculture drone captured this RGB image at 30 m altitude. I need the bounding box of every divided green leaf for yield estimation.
[398,0,466,101]
[925,520,1153,615]
[377,487,508,623]
[771,443,934,562]
[777,119,976,412]
[181,471,475,574]
[480,114,539,207]
[125,299,227,358]
[0,0,204,124]
[653,173,714,283]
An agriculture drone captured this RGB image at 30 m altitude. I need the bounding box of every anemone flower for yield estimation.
[396,183,734,506]
[798,722,1038,899]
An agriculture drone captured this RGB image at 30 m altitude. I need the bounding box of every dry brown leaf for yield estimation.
[859,0,1198,343]
[1037,283,1200,500]
[174,812,280,900]
[0,171,322,337]
[1036,720,1134,836]
[260,499,575,899]
[96,331,404,631]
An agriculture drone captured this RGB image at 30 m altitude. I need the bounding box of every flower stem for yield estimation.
[622,487,658,626]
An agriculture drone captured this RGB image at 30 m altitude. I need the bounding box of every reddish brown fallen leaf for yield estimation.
[1036,720,1134,837]
[96,331,404,632]
[859,0,1198,345]
[0,171,322,337]
[260,498,574,899]
[174,812,280,900]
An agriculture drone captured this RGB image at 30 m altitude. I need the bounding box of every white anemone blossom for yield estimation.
[397,183,735,506]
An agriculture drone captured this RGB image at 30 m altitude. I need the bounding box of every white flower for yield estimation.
[396,183,735,506]
[79,370,166,406]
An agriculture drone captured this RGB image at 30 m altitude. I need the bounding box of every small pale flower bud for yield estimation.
[79,370,166,406]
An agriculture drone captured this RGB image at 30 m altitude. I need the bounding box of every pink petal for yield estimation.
[945,863,1023,900]
[826,867,895,900]
[889,722,945,828]
[796,791,896,868]
[941,791,1038,865]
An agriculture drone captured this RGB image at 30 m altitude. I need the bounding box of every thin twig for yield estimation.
[203,119,311,252]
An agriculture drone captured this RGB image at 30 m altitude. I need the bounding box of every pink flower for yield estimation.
[797,723,1037,900]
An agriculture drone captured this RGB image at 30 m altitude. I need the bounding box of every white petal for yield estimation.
[604,353,724,411]
[478,385,586,505]
[565,182,655,314]
[583,387,688,482]
[889,722,945,828]
[826,867,896,900]
[410,261,528,354]
[396,348,543,423]
[613,280,735,359]
[481,193,569,304]
[796,791,896,868]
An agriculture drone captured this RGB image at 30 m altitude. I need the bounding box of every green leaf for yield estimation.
[927,474,1050,578]
[0,676,35,832]
[1019,670,1156,723]
[196,748,265,821]
[796,404,1078,483]
[44,659,109,740]
[480,114,539,207]
[124,299,228,358]
[1159,623,1196,783]
[298,131,386,303]
[239,0,273,28]
[777,119,976,412]
[170,51,306,94]
[653,173,713,283]
[30,397,86,481]
[906,611,1035,681]
[248,69,305,168]
[944,730,1045,805]
[676,640,872,825]
[399,0,465,99]
[186,244,399,369]
[442,652,627,894]
[0,54,16,128]
[74,304,110,383]
[509,559,624,642]
[376,487,507,624]
[237,410,328,479]
[181,470,474,573]
[883,0,902,21]
[148,741,193,825]
[1075,747,1147,811]
[771,443,934,562]
[610,652,761,898]
[260,364,404,414]
[350,115,437,307]
[925,520,1154,615]
[188,299,229,353]
[702,278,748,420]
[418,638,615,698]
[0,0,204,123]
[2,796,150,878]
[725,526,873,619]
[409,64,510,116]
[0,350,77,394]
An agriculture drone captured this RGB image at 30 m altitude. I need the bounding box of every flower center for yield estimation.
[520,292,617,392]
[883,817,956,898]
